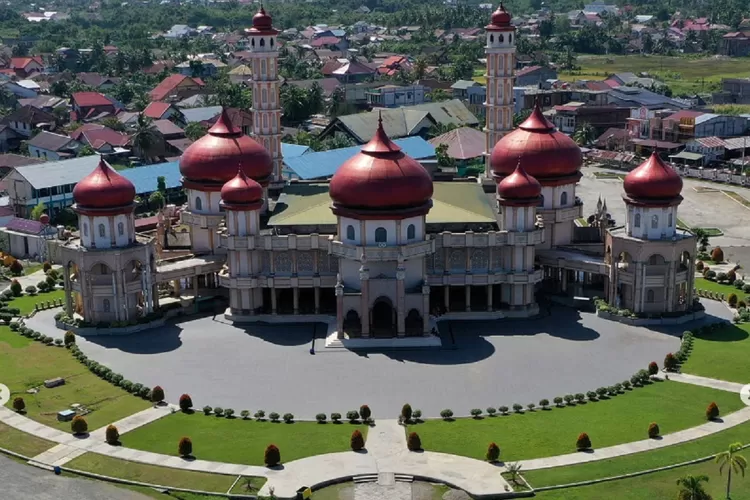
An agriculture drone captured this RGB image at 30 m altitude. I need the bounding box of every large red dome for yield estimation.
[179,108,272,189]
[490,104,582,186]
[329,117,433,218]
[73,158,135,213]
[497,159,541,205]
[623,152,683,206]
[221,168,263,210]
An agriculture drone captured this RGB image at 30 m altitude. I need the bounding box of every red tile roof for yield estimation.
[143,102,173,119]
[149,74,204,101]
[69,124,130,147]
[310,36,341,47]
[10,56,43,69]
[72,91,113,108]
[603,78,621,88]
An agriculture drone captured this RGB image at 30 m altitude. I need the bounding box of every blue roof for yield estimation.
[121,161,182,194]
[283,136,435,180]
[281,143,312,158]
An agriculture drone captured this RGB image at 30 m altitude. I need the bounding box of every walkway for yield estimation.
[656,372,746,394]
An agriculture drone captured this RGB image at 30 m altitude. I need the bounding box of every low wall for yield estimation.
[596,309,705,326]
[55,308,184,336]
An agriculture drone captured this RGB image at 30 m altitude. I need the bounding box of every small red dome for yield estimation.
[330,117,433,217]
[491,3,512,26]
[490,104,582,185]
[221,168,264,209]
[252,7,273,31]
[497,160,541,204]
[73,158,135,211]
[623,152,683,204]
[180,108,272,187]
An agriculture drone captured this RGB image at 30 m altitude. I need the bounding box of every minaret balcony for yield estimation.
[330,239,435,262]
[180,210,225,229]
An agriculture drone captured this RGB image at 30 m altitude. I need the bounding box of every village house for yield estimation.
[149,74,206,102]
[26,131,80,160]
[70,92,119,121]
[1,105,56,139]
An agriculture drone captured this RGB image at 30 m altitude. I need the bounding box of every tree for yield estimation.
[178,437,193,457]
[157,176,167,195]
[350,429,365,451]
[30,202,46,221]
[71,415,88,435]
[264,444,281,466]
[131,114,162,163]
[149,191,165,208]
[716,442,747,499]
[514,109,532,127]
[428,89,451,102]
[435,143,456,171]
[105,425,120,445]
[506,462,523,485]
[573,122,596,146]
[78,145,96,157]
[412,57,428,80]
[676,474,710,500]
[450,55,475,81]
[280,84,309,123]
[101,117,126,132]
[185,122,208,141]
[150,385,165,403]
[12,397,25,412]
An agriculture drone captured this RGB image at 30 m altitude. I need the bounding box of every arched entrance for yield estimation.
[405,309,423,336]
[371,297,395,337]
[343,310,361,337]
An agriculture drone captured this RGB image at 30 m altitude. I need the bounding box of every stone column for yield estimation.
[360,266,370,337]
[444,286,450,313]
[193,275,199,313]
[271,287,277,314]
[293,287,299,315]
[422,283,430,335]
[487,284,493,312]
[64,265,73,317]
[335,277,344,339]
[465,284,471,312]
[396,265,406,337]
[314,286,320,314]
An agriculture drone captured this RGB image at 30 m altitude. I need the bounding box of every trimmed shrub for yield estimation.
[25,285,37,296]
[240,410,250,420]
[407,432,421,451]
[71,416,88,435]
[440,409,454,420]
[315,413,327,423]
[64,331,75,347]
[214,407,224,417]
[622,380,632,389]
[539,399,550,409]
[648,361,659,375]
[179,394,193,412]
[54,338,63,346]
[138,386,150,399]
[527,403,536,411]
[706,402,720,420]
[105,425,120,445]
[330,412,342,423]
[350,429,365,451]
[412,409,422,420]
[563,395,574,405]
[486,407,497,416]
[553,397,564,407]
[10,261,23,277]
[254,410,266,420]
[607,386,618,396]
[696,261,704,271]
[10,279,21,296]
[269,412,280,422]
[648,422,660,439]
[728,293,739,308]
[225,409,235,418]
[711,247,724,263]
[346,410,360,422]
[150,386,165,403]
[664,353,678,371]
[596,387,608,398]
[12,397,25,412]
[282,413,293,423]
[727,269,737,283]
[401,404,413,422]
[43,261,51,272]
[576,432,592,451]
[360,405,371,422]
[178,437,192,457]
[575,393,585,403]
[264,444,281,466]
[739,300,747,309]
[512,403,523,413]
[743,284,750,294]
[486,442,500,462]
[717,272,728,282]
[587,391,598,401]
[498,405,509,415]
[470,408,482,418]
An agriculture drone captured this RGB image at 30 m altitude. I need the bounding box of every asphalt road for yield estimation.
[0,454,151,500]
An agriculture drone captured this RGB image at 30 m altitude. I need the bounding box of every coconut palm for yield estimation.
[573,122,596,146]
[506,462,522,485]
[676,474,710,500]
[716,442,747,499]
[131,114,162,164]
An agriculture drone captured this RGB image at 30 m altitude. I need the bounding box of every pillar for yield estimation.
[193,275,199,312]
[271,287,277,314]
[64,265,73,317]
[444,286,450,313]
[561,270,568,293]
[314,286,320,314]
[293,287,299,315]
[465,285,471,312]
[422,284,430,335]
[360,266,370,337]
[487,284,493,312]
[335,280,344,339]
[396,266,406,337]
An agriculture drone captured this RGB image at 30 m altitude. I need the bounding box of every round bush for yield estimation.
[706,402,720,420]
[586,391,597,401]
[71,416,88,435]
[138,386,150,399]
[214,407,224,417]
[105,425,120,445]
[25,285,37,295]
[240,410,250,419]
[539,399,550,409]
[664,352,678,371]
[225,409,235,418]
[10,280,21,296]
[576,432,592,451]
[728,293,739,307]
[43,261,51,272]
[150,385,165,403]
[315,413,327,423]
[727,269,737,283]
[202,406,212,415]
[359,405,371,422]
[648,361,658,375]
[330,412,341,422]
[282,413,293,423]
[64,331,75,347]
[553,397,564,407]
[179,394,193,412]
[648,422,660,439]
[412,409,422,420]
[711,247,724,263]
[264,444,281,466]
[269,412,280,422]
[254,410,266,420]
[486,442,500,462]
[401,403,412,422]
[486,407,497,416]
[178,437,192,457]
[407,432,421,451]
[12,397,25,412]
[470,408,482,418]
[498,405,509,414]
[512,403,523,413]
[440,409,453,420]
[350,430,365,451]
[346,410,360,422]
[696,261,704,271]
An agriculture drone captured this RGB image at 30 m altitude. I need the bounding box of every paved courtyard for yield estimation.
[28,301,730,419]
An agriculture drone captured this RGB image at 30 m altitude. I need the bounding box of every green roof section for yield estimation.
[268,181,497,227]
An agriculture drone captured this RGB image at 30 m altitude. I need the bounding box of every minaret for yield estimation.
[247,6,283,185]
[484,3,516,178]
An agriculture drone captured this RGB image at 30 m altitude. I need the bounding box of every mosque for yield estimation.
[56,5,696,344]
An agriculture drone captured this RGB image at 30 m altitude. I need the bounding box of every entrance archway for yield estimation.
[405,309,423,336]
[343,309,361,337]
[371,297,395,337]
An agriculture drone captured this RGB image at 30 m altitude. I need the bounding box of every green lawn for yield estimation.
[524,420,750,487]
[228,476,270,495]
[122,411,369,466]
[23,263,44,276]
[534,459,750,500]
[0,326,150,432]
[0,421,55,457]
[8,289,65,316]
[408,381,743,462]
[694,277,747,302]
[66,453,253,494]
[681,322,750,384]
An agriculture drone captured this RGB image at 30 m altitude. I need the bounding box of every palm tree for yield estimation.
[716,442,747,499]
[506,462,523,485]
[676,474,710,500]
[573,122,596,146]
[131,114,162,164]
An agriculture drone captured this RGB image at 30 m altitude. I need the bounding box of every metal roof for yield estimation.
[121,161,182,194]
[284,137,436,180]
[14,155,101,189]
[281,143,312,158]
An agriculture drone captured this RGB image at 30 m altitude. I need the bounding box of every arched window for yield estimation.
[560,191,568,206]
[651,214,659,229]
[117,222,124,236]
[103,299,110,312]
[499,34,504,43]
[346,225,355,241]
[539,194,545,207]
[261,59,266,75]
[646,289,655,303]
[251,38,255,47]
[668,212,673,227]
[262,88,267,103]
[195,196,202,211]
[634,213,641,228]
[83,223,88,236]
[270,38,274,47]
[375,227,387,243]
[407,224,416,240]
[490,34,494,43]
[98,224,106,238]
[260,38,265,47]
[509,34,512,43]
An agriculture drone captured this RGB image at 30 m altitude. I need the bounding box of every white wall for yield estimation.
[540,183,576,210]
[188,188,221,214]
[626,204,678,240]
[226,210,259,237]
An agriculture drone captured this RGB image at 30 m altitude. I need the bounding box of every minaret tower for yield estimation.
[247,6,283,185]
[484,3,516,178]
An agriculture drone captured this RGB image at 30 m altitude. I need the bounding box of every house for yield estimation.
[450,80,486,114]
[17,95,67,113]
[26,131,79,161]
[1,106,56,138]
[175,59,227,78]
[69,124,130,154]
[0,126,22,153]
[228,64,252,84]
[721,31,750,57]
[713,78,750,105]
[283,78,340,98]
[323,59,376,84]
[149,74,206,102]
[515,65,558,87]
[0,153,44,178]
[625,108,747,144]
[428,126,486,164]
[76,72,121,90]
[181,106,224,125]
[310,37,348,51]
[151,119,185,140]
[365,84,427,108]
[607,72,657,88]
[583,1,618,15]
[0,80,37,99]
[683,137,727,165]
[70,92,118,121]
[607,86,689,110]
[0,217,58,259]
[143,102,185,126]
[9,56,44,77]
[451,80,482,99]
[377,55,411,77]
[549,104,630,136]
[164,24,196,39]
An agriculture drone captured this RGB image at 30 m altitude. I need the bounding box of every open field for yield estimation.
[0,326,150,432]
[123,411,368,466]
[681,321,750,383]
[407,381,743,462]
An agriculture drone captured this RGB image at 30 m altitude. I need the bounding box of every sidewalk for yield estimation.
[656,372,745,394]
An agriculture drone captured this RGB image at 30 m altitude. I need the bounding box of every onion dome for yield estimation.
[221,168,264,211]
[497,159,541,206]
[490,103,582,186]
[179,108,272,191]
[623,152,683,206]
[329,116,433,219]
[487,2,513,30]
[73,158,136,214]
[252,7,273,30]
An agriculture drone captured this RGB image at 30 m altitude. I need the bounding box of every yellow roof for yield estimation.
[229,64,252,75]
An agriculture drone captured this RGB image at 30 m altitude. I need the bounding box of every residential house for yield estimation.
[164,24,196,39]
[17,95,67,113]
[722,31,750,56]
[175,59,227,78]
[1,217,58,259]
[549,104,630,136]
[451,80,486,115]
[76,72,121,90]
[143,102,186,126]
[70,92,118,121]
[310,37,348,51]
[26,131,79,160]
[69,124,130,155]
[228,64,252,84]
[0,154,44,178]
[428,126,485,165]
[180,106,224,125]
[377,55,412,77]
[0,125,22,153]
[322,59,376,84]
[626,108,747,144]
[8,56,44,77]
[283,78,340,98]
[713,78,750,105]
[515,65,558,87]
[0,80,37,99]
[683,137,727,165]
[366,84,427,108]
[583,1,618,15]
[149,74,206,102]
[151,119,185,140]
[1,105,56,139]
[607,86,689,110]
